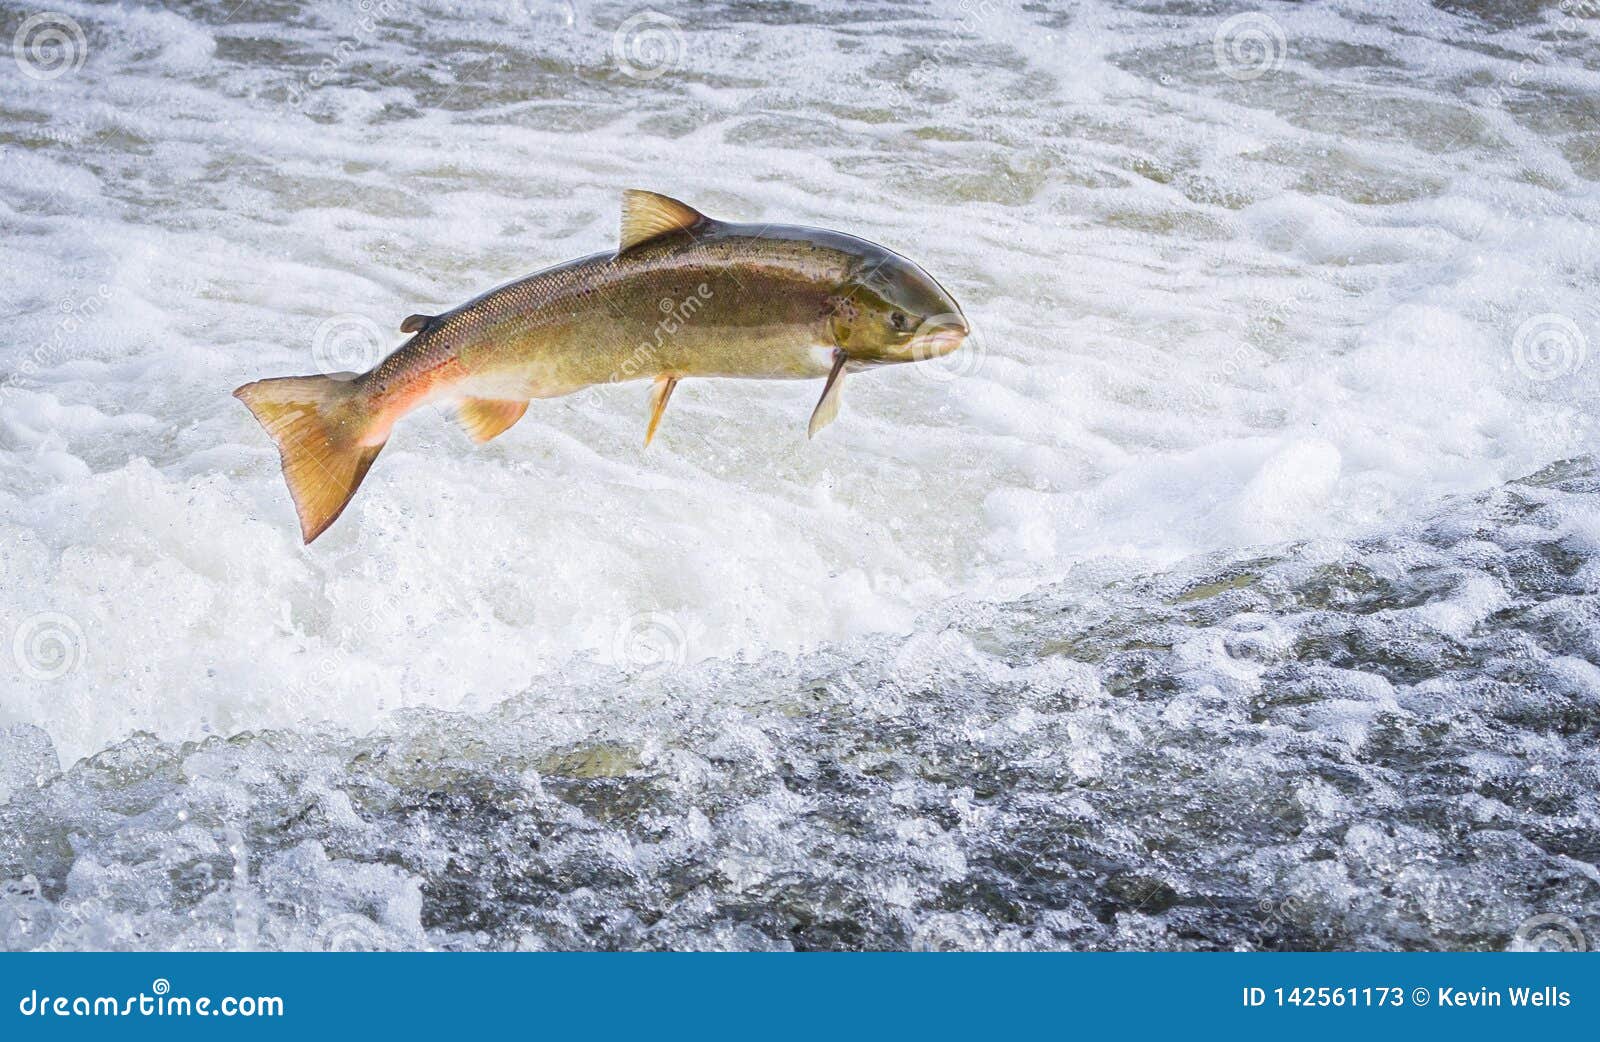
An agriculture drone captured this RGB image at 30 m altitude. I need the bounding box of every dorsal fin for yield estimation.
[619,190,710,253]
[400,313,437,334]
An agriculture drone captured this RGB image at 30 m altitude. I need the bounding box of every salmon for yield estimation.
[234,190,969,543]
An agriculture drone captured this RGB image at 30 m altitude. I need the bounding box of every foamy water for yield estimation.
[2,0,1598,950]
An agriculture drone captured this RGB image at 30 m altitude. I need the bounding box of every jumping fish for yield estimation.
[234,190,969,543]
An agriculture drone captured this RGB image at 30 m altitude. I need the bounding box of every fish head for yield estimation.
[827,247,967,366]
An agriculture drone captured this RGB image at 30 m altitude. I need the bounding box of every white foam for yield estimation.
[3,0,1599,767]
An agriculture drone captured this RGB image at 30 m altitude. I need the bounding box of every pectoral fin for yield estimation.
[807,350,848,439]
[457,398,529,443]
[645,375,678,447]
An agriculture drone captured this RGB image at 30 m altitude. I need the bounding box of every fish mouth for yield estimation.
[909,312,969,361]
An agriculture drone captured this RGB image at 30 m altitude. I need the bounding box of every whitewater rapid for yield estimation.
[2,0,1598,950]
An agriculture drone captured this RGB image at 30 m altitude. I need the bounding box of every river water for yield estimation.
[1,0,1598,949]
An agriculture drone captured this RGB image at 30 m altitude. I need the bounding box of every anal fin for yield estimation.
[645,375,678,447]
[458,398,529,443]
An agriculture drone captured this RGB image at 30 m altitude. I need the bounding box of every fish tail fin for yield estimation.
[233,374,385,544]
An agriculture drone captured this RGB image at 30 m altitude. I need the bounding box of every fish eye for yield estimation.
[889,311,908,331]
